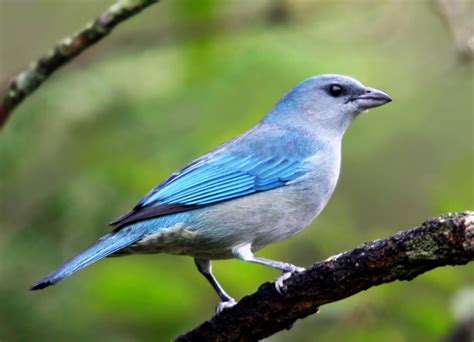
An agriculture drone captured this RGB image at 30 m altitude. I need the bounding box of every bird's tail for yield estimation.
[30,226,145,291]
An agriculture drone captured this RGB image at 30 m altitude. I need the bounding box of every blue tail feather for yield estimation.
[30,226,146,291]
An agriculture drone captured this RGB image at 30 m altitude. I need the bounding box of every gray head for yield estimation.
[263,74,392,134]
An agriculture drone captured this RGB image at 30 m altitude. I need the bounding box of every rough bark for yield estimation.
[176,211,474,342]
[0,0,160,128]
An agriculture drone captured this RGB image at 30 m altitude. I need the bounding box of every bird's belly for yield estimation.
[188,180,332,257]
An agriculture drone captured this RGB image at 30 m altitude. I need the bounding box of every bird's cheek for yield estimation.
[346,101,362,116]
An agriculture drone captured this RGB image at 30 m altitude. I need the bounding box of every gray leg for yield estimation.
[233,243,305,294]
[194,258,236,313]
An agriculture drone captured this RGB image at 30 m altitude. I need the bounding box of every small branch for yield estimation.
[437,0,474,62]
[0,0,160,128]
[176,211,474,341]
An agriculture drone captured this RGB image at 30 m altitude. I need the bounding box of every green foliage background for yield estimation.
[0,1,473,341]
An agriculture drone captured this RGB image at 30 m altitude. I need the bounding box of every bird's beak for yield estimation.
[352,87,392,109]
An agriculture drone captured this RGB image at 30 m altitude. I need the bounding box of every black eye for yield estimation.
[329,84,343,97]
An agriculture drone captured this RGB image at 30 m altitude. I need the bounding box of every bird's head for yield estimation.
[265,74,392,134]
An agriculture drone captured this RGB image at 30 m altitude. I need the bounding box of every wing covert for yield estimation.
[110,154,304,229]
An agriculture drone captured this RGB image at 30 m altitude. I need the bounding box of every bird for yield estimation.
[30,74,391,313]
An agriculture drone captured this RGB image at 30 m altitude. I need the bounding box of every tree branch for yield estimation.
[176,211,474,341]
[436,0,474,62]
[0,0,160,128]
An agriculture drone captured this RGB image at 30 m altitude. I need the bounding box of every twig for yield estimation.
[437,0,474,62]
[176,211,474,341]
[0,0,160,128]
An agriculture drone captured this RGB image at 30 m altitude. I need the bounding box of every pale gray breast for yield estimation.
[186,141,342,256]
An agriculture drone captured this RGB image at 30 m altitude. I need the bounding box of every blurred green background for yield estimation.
[1,0,473,341]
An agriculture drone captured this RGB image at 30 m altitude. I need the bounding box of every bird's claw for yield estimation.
[216,298,237,314]
[275,265,305,295]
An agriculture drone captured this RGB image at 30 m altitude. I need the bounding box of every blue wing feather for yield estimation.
[110,153,305,228]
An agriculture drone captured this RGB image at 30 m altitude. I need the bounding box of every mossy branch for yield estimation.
[176,211,474,341]
[0,0,160,128]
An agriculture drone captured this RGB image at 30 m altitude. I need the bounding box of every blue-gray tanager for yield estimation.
[30,74,391,312]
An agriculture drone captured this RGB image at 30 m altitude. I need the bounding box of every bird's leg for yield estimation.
[233,244,305,294]
[194,258,236,314]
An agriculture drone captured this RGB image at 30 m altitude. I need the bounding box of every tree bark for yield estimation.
[176,211,474,342]
[0,0,160,128]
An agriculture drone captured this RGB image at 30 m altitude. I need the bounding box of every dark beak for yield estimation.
[352,87,392,109]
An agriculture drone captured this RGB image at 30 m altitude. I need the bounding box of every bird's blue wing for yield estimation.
[110,153,305,229]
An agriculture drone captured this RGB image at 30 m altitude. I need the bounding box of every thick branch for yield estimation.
[176,211,474,341]
[0,0,159,128]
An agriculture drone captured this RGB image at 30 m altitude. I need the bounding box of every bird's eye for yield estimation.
[329,84,343,97]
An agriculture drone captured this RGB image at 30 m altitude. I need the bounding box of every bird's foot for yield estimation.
[216,298,237,314]
[275,265,305,295]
